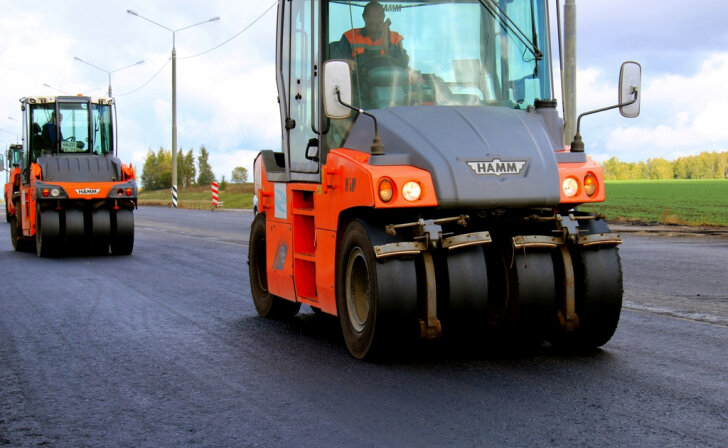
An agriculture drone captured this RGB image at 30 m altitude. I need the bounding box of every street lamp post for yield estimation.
[126,9,220,208]
[73,57,145,97]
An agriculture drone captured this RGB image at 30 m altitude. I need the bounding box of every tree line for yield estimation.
[141,146,248,190]
[602,151,728,180]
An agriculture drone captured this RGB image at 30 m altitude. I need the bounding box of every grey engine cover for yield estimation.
[37,154,123,182]
[344,106,562,209]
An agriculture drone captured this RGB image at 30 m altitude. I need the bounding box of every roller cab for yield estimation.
[9,96,137,256]
[250,0,640,358]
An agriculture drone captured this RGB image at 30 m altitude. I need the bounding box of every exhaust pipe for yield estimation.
[563,0,577,147]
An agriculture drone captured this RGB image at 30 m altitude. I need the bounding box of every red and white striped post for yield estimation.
[211,181,220,208]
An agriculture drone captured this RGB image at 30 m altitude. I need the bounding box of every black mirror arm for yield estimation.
[570,87,638,152]
[335,89,384,155]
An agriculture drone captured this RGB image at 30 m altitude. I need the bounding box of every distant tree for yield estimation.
[141,149,158,189]
[719,152,728,178]
[220,175,228,191]
[231,166,248,183]
[176,149,196,187]
[602,156,627,180]
[156,148,172,188]
[646,158,674,179]
[197,145,215,185]
[603,151,728,180]
[184,150,196,186]
[141,147,172,189]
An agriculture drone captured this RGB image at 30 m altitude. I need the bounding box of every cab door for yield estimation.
[277,0,321,181]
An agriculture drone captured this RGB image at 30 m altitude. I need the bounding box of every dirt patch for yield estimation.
[609,221,728,238]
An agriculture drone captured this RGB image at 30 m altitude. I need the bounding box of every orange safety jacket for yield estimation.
[343,28,404,56]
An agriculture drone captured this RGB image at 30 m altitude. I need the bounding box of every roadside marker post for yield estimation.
[211,182,222,208]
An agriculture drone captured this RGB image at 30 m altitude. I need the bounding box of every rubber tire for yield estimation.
[336,219,418,360]
[548,218,623,351]
[36,208,60,258]
[248,213,301,319]
[550,246,623,350]
[337,220,381,359]
[91,209,111,255]
[9,212,19,249]
[505,249,557,350]
[111,209,134,255]
[10,201,32,252]
[442,246,490,337]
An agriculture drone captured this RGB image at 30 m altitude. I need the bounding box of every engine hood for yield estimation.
[344,106,561,208]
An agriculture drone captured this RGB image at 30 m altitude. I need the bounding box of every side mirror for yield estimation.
[619,61,641,118]
[323,60,353,119]
[0,154,5,171]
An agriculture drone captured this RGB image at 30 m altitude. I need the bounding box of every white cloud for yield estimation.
[602,52,728,161]
[4,1,727,180]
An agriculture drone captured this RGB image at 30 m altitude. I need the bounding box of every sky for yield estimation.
[2,0,728,184]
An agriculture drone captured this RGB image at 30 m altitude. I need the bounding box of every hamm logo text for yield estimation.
[75,188,101,195]
[467,159,527,176]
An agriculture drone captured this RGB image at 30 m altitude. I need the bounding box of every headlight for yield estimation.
[402,181,422,202]
[562,177,579,198]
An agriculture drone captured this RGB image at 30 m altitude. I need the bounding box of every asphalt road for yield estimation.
[1,207,727,447]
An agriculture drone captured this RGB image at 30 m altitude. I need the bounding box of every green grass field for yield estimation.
[139,179,728,227]
[580,179,728,227]
[138,183,255,210]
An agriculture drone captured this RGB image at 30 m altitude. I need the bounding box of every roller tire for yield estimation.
[9,212,18,249]
[549,218,623,351]
[550,246,623,351]
[10,213,31,252]
[91,209,111,255]
[505,249,557,350]
[64,209,85,240]
[10,201,32,252]
[442,246,490,338]
[336,219,418,360]
[36,208,60,257]
[111,209,134,255]
[248,214,301,319]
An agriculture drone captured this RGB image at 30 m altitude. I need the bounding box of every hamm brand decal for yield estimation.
[467,159,528,176]
[75,188,101,195]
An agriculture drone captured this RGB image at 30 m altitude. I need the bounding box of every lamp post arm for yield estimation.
[126,9,174,32]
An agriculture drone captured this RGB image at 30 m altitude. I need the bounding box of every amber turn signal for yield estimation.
[378,178,394,203]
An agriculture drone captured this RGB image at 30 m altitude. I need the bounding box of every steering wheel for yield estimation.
[63,136,76,142]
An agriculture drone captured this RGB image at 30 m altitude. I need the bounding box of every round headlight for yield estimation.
[50,188,60,197]
[584,173,598,197]
[402,181,422,202]
[562,177,579,198]
[378,178,394,203]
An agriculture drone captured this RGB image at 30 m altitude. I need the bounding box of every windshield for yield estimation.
[28,99,113,159]
[327,0,552,110]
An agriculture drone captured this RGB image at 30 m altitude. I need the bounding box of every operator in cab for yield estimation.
[334,1,409,68]
[42,112,63,148]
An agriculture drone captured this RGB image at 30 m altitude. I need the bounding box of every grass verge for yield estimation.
[580,179,728,227]
[139,180,728,227]
[139,184,255,210]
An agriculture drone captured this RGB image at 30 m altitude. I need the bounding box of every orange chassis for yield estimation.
[255,147,605,317]
[15,162,137,237]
